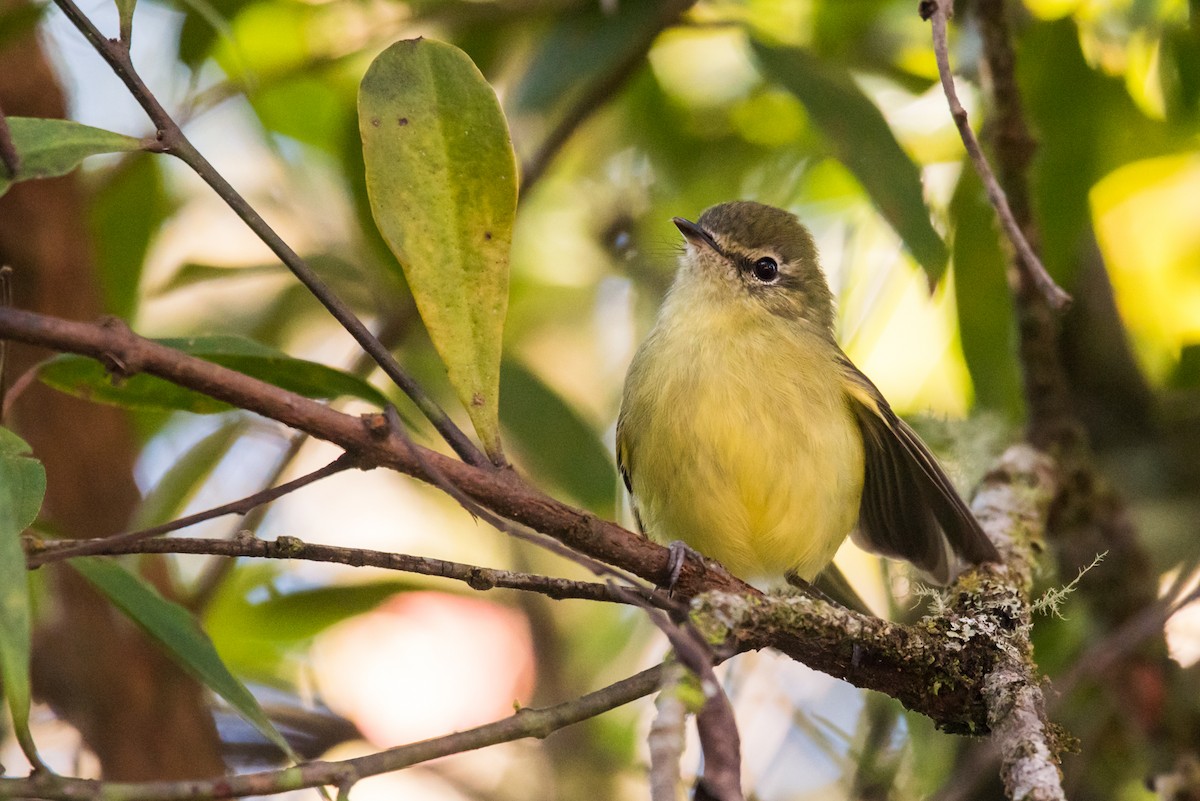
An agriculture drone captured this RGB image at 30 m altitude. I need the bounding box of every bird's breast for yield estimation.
[621,310,865,583]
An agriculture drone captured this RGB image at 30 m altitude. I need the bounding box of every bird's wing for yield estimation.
[614,413,645,534]
[837,354,999,584]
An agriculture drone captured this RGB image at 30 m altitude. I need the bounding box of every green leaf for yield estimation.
[177,0,245,69]
[0,118,143,198]
[71,557,298,761]
[155,262,286,294]
[0,2,47,51]
[90,157,172,319]
[115,0,136,43]
[1170,344,1200,390]
[500,359,616,517]
[751,42,949,280]
[224,581,417,643]
[205,565,422,678]
[509,0,663,117]
[38,334,388,413]
[359,38,516,461]
[951,169,1022,418]
[0,428,46,769]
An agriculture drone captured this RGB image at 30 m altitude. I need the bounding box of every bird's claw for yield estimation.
[664,539,704,595]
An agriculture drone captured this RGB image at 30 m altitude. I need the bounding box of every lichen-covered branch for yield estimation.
[0,306,1050,735]
[694,443,1064,800]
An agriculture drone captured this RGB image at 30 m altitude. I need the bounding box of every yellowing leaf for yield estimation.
[359,38,516,462]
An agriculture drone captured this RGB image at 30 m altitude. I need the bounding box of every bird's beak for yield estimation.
[673,217,720,253]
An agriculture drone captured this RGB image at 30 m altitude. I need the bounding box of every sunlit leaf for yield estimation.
[72,557,298,760]
[0,428,46,770]
[359,38,516,461]
[752,42,949,280]
[1019,19,1184,289]
[500,359,616,517]
[0,117,143,197]
[38,335,387,413]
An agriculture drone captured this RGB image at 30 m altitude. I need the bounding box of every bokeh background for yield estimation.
[2,0,1200,798]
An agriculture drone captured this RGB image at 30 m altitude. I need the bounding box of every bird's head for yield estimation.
[672,201,835,336]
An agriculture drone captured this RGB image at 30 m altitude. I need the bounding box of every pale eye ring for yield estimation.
[752,257,779,283]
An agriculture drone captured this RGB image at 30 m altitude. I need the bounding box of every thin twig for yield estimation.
[187,314,419,613]
[384,406,658,596]
[660,617,742,801]
[35,453,360,563]
[25,534,642,603]
[46,0,489,468]
[185,430,311,613]
[921,0,1071,312]
[0,665,664,801]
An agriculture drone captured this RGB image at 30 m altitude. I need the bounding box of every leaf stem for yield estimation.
[47,0,489,467]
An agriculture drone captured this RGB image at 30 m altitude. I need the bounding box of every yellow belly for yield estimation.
[620,311,864,584]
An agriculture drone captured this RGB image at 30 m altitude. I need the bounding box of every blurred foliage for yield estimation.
[7,0,1200,797]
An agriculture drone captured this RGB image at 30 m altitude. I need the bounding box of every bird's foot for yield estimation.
[663,539,705,595]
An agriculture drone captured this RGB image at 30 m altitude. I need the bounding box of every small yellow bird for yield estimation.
[616,201,998,588]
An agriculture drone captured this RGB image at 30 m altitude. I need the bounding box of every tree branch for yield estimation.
[46,0,488,467]
[0,307,738,597]
[0,307,1059,735]
[0,665,665,801]
[25,533,644,604]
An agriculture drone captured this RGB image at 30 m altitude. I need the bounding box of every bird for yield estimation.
[616,200,999,590]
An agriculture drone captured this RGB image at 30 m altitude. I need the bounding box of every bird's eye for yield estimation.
[752,257,779,283]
